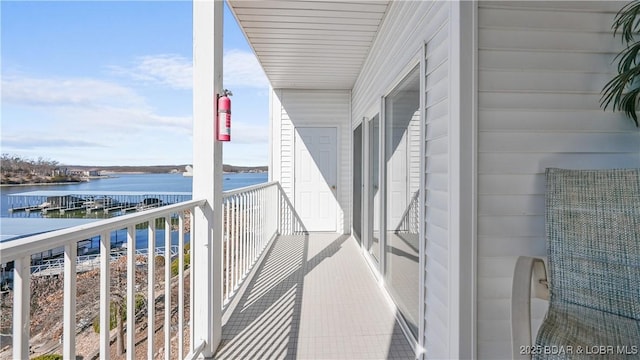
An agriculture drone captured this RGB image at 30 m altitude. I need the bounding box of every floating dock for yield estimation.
[7,190,192,218]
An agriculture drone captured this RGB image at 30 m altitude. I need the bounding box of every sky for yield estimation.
[1,1,270,167]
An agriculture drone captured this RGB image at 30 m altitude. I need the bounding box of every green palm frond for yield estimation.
[601,0,640,127]
[613,1,640,42]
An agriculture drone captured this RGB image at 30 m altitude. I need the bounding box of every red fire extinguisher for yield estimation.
[217,89,232,141]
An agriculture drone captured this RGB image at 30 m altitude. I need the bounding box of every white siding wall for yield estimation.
[477,2,640,358]
[270,89,351,234]
[351,1,452,358]
[423,18,451,359]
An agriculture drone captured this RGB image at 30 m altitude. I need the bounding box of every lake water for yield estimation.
[0,172,268,250]
[0,172,268,218]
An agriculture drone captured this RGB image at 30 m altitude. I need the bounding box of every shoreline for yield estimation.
[1,171,267,188]
[0,181,85,188]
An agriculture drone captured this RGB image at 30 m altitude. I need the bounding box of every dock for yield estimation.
[8,206,42,213]
[7,190,192,218]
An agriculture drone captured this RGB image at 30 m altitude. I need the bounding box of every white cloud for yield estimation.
[2,135,107,149]
[1,61,268,166]
[108,50,269,90]
[229,122,269,144]
[2,73,190,132]
[223,49,269,89]
[2,74,146,108]
[1,72,193,165]
[223,142,268,166]
[108,54,192,90]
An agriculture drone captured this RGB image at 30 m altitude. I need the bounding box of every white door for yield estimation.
[295,127,338,232]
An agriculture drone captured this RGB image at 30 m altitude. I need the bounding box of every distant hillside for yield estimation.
[1,154,267,185]
[67,164,267,174]
[223,164,268,173]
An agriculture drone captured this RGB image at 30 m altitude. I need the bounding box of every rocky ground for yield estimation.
[0,256,191,360]
[1,173,84,185]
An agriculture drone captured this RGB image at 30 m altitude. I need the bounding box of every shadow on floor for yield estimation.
[215,234,350,359]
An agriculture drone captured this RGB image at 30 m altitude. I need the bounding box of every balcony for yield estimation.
[0,182,413,359]
[216,232,413,360]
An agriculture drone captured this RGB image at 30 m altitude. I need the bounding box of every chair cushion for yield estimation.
[546,168,640,320]
[534,301,640,359]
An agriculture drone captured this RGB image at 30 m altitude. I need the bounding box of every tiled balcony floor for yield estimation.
[215,233,415,359]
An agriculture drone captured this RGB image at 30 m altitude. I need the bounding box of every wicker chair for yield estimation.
[511,168,640,360]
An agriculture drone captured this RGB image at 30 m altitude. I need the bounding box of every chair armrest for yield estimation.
[511,256,549,360]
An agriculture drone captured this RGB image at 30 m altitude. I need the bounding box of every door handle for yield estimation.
[331,185,336,190]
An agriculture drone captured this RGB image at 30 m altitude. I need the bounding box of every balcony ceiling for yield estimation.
[227,0,390,89]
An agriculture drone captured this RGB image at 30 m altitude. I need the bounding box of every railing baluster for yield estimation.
[251,191,255,271]
[234,194,240,291]
[253,190,258,264]
[228,197,234,293]
[189,206,195,354]
[254,190,259,265]
[247,192,251,271]
[100,231,111,360]
[241,193,246,279]
[252,190,257,270]
[272,186,276,234]
[277,187,281,233]
[178,213,185,359]
[260,189,264,254]
[268,187,272,236]
[126,225,136,360]
[237,194,242,285]
[225,199,230,301]
[13,255,30,360]
[253,190,258,263]
[148,221,156,359]
[256,190,259,262]
[164,217,171,360]
[244,192,249,277]
[244,192,248,279]
[63,242,77,360]
[252,190,262,271]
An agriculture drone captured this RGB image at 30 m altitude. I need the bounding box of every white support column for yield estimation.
[193,0,223,357]
[449,1,478,359]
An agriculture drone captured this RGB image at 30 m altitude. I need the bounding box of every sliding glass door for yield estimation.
[383,65,420,336]
[353,62,422,340]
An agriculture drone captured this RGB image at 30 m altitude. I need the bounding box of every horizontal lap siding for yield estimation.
[273,89,351,233]
[351,1,451,358]
[424,21,450,358]
[477,2,640,358]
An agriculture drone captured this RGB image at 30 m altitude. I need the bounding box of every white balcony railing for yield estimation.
[220,181,306,304]
[0,181,302,360]
[29,245,180,276]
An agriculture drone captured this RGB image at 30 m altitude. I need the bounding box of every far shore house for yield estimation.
[64,168,100,177]
[2,1,639,360]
